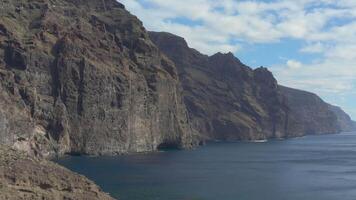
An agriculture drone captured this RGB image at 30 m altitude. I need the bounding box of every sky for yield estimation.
[119,0,356,119]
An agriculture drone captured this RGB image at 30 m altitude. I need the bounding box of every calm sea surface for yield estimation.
[56,132,356,200]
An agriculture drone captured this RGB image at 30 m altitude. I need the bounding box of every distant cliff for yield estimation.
[327,104,356,132]
[0,0,198,157]
[279,86,341,136]
[149,31,355,141]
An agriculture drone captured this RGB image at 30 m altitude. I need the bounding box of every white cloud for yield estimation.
[286,60,303,69]
[272,58,356,97]
[300,42,326,53]
[120,0,356,51]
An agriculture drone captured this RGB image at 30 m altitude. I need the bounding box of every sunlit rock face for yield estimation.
[149,31,354,141]
[0,0,198,157]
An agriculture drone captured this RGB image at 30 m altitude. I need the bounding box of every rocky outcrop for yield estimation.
[0,145,115,200]
[0,0,197,157]
[149,31,355,141]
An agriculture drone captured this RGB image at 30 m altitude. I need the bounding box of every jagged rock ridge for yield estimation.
[0,0,198,157]
[149,31,355,141]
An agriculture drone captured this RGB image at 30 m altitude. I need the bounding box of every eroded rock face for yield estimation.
[0,0,197,157]
[0,145,115,200]
[149,31,355,141]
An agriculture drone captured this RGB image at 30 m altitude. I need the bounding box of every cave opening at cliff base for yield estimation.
[157,141,180,151]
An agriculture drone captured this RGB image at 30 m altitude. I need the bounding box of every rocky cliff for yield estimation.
[149,32,289,140]
[327,104,356,132]
[279,86,341,136]
[0,0,197,157]
[0,145,115,200]
[0,0,354,159]
[149,31,355,141]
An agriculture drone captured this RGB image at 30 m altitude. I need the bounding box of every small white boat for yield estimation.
[251,139,268,143]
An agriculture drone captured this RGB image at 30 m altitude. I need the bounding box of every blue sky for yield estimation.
[120,0,356,119]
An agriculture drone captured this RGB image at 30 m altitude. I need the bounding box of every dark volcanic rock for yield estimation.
[0,0,197,157]
[0,145,115,200]
[149,31,354,141]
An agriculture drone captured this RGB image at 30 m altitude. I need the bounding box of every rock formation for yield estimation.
[149,31,355,141]
[0,0,199,157]
[0,145,115,200]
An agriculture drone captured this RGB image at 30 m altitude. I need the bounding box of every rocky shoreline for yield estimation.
[0,145,115,200]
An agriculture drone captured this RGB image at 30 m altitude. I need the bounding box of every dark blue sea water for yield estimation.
[56,132,356,200]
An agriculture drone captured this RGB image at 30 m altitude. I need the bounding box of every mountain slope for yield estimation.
[149,31,354,141]
[0,0,197,157]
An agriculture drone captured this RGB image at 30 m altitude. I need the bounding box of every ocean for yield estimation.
[56,132,356,200]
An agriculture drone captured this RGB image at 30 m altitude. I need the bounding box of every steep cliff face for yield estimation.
[0,0,197,157]
[149,31,354,141]
[279,86,340,136]
[149,32,289,140]
[0,145,115,200]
